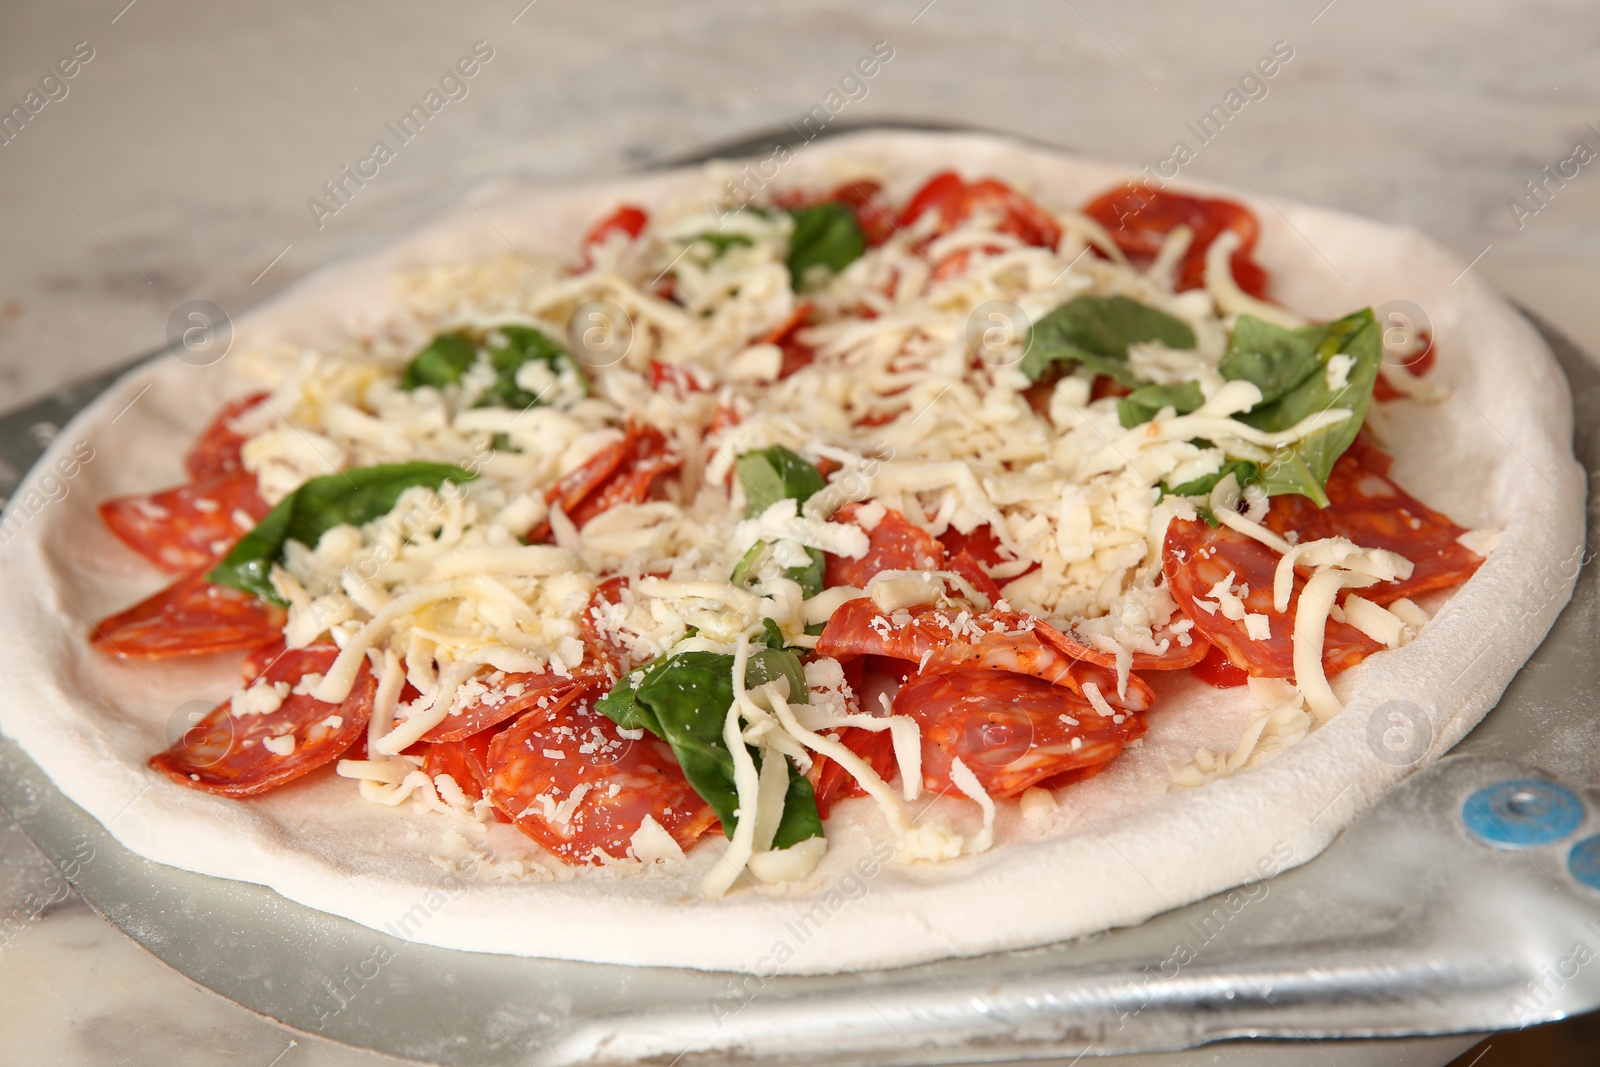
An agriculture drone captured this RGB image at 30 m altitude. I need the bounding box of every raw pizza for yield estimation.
[0,131,1582,974]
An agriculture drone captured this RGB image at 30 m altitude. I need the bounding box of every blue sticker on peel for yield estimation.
[1462,779,1585,849]
[1568,835,1600,892]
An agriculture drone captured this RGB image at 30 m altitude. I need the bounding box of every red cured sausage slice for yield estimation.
[810,727,898,819]
[92,568,287,661]
[1082,184,1270,298]
[531,420,681,542]
[946,549,1004,606]
[99,470,270,572]
[815,598,1154,712]
[900,172,1063,249]
[579,204,648,270]
[1162,518,1380,679]
[764,302,816,380]
[485,696,717,864]
[149,645,374,797]
[1263,447,1484,606]
[894,669,1145,799]
[185,393,269,481]
[424,727,499,802]
[824,504,946,590]
[580,575,633,677]
[419,669,596,743]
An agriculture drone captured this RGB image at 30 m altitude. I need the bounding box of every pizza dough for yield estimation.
[0,131,1583,975]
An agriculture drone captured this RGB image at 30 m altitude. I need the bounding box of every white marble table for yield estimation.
[1,0,1596,1063]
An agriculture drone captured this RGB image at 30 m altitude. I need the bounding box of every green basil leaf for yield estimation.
[786,203,865,291]
[607,650,821,845]
[694,232,753,255]
[1160,458,1260,500]
[735,445,825,518]
[1117,380,1205,428]
[771,772,824,849]
[479,325,588,410]
[748,646,808,703]
[1021,295,1196,385]
[400,332,477,391]
[734,541,828,600]
[400,326,587,412]
[1238,309,1380,506]
[1218,316,1326,405]
[207,462,478,604]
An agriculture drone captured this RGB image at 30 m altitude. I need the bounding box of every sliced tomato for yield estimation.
[420,670,594,743]
[1082,183,1270,298]
[899,171,1062,249]
[532,420,681,542]
[895,669,1145,798]
[92,568,286,661]
[185,393,269,481]
[485,696,717,864]
[824,503,945,590]
[149,645,373,797]
[99,470,270,572]
[816,598,1153,712]
[1263,444,1484,605]
[579,204,648,268]
[1162,517,1380,679]
[1192,643,1249,688]
[810,726,898,819]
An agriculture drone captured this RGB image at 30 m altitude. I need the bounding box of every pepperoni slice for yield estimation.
[485,695,717,864]
[761,302,815,379]
[815,598,1153,712]
[1082,184,1270,298]
[580,575,633,676]
[424,726,499,802]
[419,669,594,743]
[532,420,681,542]
[894,669,1145,799]
[149,645,373,797]
[99,470,270,572]
[1263,447,1484,606]
[1192,643,1248,688]
[810,727,897,819]
[92,568,287,661]
[648,360,711,398]
[937,524,1006,567]
[946,549,1003,605]
[1036,621,1212,672]
[185,393,269,481]
[824,504,946,590]
[579,204,648,269]
[1162,517,1380,679]
[1372,330,1436,402]
[900,172,1062,249]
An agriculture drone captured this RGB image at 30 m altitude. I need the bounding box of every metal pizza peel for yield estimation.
[1,127,1597,1066]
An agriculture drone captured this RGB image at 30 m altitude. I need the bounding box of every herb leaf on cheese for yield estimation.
[1022,295,1197,386]
[787,203,866,292]
[596,650,822,848]
[732,446,828,597]
[1218,315,1325,405]
[1235,308,1380,506]
[400,325,588,410]
[207,462,478,604]
[1161,458,1260,500]
[1117,380,1205,428]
